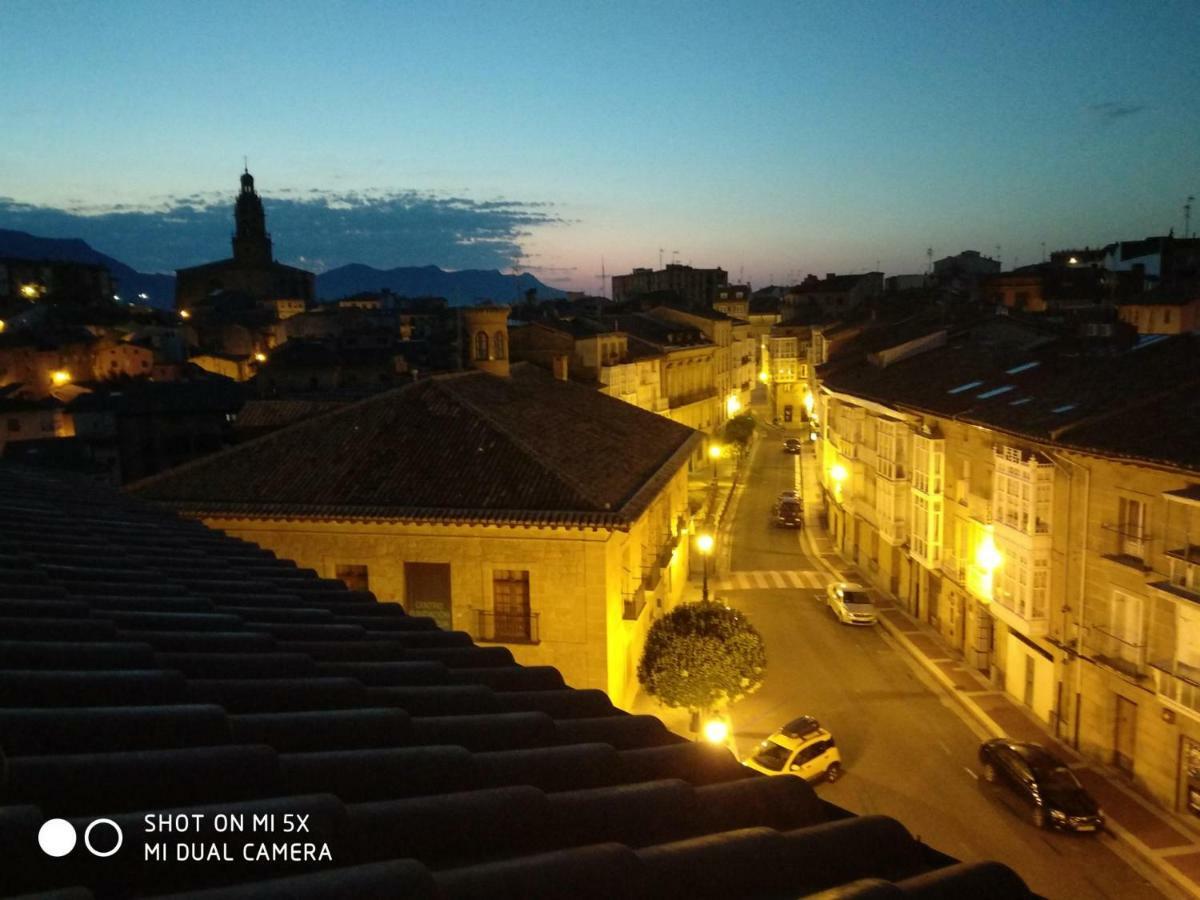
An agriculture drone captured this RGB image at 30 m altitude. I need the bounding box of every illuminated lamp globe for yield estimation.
[697,533,715,555]
[830,464,848,483]
[702,718,730,745]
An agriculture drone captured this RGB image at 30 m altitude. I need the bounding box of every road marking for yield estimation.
[964,767,978,780]
[713,570,826,591]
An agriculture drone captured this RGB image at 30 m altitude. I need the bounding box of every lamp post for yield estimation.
[698,532,714,602]
[709,442,723,491]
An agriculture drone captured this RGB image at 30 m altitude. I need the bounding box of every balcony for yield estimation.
[1085,626,1146,679]
[623,586,647,620]
[835,435,857,459]
[475,608,539,644]
[641,532,682,594]
[1151,659,1200,717]
[1100,523,1152,570]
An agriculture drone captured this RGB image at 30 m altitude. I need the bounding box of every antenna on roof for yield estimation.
[995,244,1002,269]
[926,247,933,274]
[594,257,609,299]
[1186,195,1195,239]
[243,155,248,173]
[671,249,680,265]
[659,247,664,268]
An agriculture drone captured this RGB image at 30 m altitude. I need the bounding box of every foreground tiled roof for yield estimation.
[131,365,702,529]
[0,466,1035,899]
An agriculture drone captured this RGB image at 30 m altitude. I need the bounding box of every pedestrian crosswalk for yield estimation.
[712,569,827,591]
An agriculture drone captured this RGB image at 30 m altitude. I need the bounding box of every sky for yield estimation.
[1,0,1198,293]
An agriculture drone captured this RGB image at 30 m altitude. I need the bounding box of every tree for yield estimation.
[722,413,756,460]
[637,599,766,719]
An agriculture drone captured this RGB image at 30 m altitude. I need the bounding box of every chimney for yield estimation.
[552,354,569,381]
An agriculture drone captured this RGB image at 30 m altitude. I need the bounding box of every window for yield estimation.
[335,564,369,592]
[474,331,489,361]
[492,569,531,641]
[1118,497,1146,559]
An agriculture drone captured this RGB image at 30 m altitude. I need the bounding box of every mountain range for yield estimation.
[0,229,567,308]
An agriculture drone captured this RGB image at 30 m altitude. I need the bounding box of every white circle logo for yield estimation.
[84,819,123,858]
[38,819,77,857]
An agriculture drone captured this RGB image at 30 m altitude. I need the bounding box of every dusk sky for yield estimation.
[2,0,1197,293]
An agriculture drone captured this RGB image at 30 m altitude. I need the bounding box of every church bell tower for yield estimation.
[232,167,273,265]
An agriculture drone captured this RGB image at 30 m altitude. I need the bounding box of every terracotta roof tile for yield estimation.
[131,364,700,527]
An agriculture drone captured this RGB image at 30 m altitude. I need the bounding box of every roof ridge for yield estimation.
[428,374,612,512]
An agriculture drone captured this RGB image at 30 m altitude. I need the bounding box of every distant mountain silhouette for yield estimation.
[316,264,566,305]
[0,229,567,309]
[0,228,175,307]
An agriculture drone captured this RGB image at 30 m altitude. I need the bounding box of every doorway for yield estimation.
[404,562,452,631]
[1114,695,1138,776]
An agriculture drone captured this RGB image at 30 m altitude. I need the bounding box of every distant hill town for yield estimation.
[0,228,566,308]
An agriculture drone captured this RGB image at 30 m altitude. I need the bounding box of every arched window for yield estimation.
[475,331,489,361]
[493,331,506,360]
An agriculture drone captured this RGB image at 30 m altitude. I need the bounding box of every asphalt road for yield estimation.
[714,435,1171,900]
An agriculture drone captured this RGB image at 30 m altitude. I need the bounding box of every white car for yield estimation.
[826,582,877,625]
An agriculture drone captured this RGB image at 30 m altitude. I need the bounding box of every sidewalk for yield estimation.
[797,442,1200,899]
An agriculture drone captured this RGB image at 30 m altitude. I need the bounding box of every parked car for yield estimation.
[978,739,1104,832]
[772,496,804,528]
[743,716,842,782]
[783,438,803,454]
[826,582,876,625]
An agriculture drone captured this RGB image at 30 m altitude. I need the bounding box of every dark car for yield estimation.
[978,739,1104,832]
[783,438,803,454]
[772,497,803,528]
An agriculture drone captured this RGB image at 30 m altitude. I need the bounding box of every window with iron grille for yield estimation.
[492,569,532,641]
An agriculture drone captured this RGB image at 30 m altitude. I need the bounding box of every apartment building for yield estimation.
[815,319,1200,817]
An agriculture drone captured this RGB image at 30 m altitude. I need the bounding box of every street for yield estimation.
[714,432,1172,900]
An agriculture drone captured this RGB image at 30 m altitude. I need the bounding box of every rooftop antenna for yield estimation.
[926,247,933,274]
[738,263,744,283]
[995,244,1002,268]
[671,249,680,265]
[659,248,664,269]
[594,257,609,299]
[1186,195,1195,238]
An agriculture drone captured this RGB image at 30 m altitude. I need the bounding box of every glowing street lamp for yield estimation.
[758,371,769,383]
[0,319,5,333]
[253,352,268,363]
[976,536,1002,572]
[702,716,729,745]
[697,532,715,603]
[19,284,39,299]
[830,463,847,483]
[726,394,742,416]
[179,309,191,320]
[803,390,815,418]
[50,370,71,387]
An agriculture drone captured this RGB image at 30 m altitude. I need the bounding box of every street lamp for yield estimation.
[702,716,729,745]
[50,370,71,387]
[179,309,191,320]
[726,394,742,416]
[697,532,714,602]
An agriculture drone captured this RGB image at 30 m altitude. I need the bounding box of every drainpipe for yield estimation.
[1053,451,1090,749]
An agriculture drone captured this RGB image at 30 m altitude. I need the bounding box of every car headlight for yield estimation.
[1049,809,1067,820]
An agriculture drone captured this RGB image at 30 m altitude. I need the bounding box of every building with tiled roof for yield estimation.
[130,364,701,706]
[0,463,1037,899]
[812,319,1200,820]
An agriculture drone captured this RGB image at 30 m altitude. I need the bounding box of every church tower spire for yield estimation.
[232,166,273,265]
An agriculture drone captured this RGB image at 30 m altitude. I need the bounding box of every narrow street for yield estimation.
[713,429,1173,900]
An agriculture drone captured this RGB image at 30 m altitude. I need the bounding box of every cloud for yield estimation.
[1087,101,1147,121]
[0,188,567,275]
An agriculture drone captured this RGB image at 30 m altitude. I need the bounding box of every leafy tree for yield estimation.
[638,599,766,717]
[722,413,756,458]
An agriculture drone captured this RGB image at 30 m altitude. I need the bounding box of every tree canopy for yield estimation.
[722,413,756,456]
[637,599,766,713]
